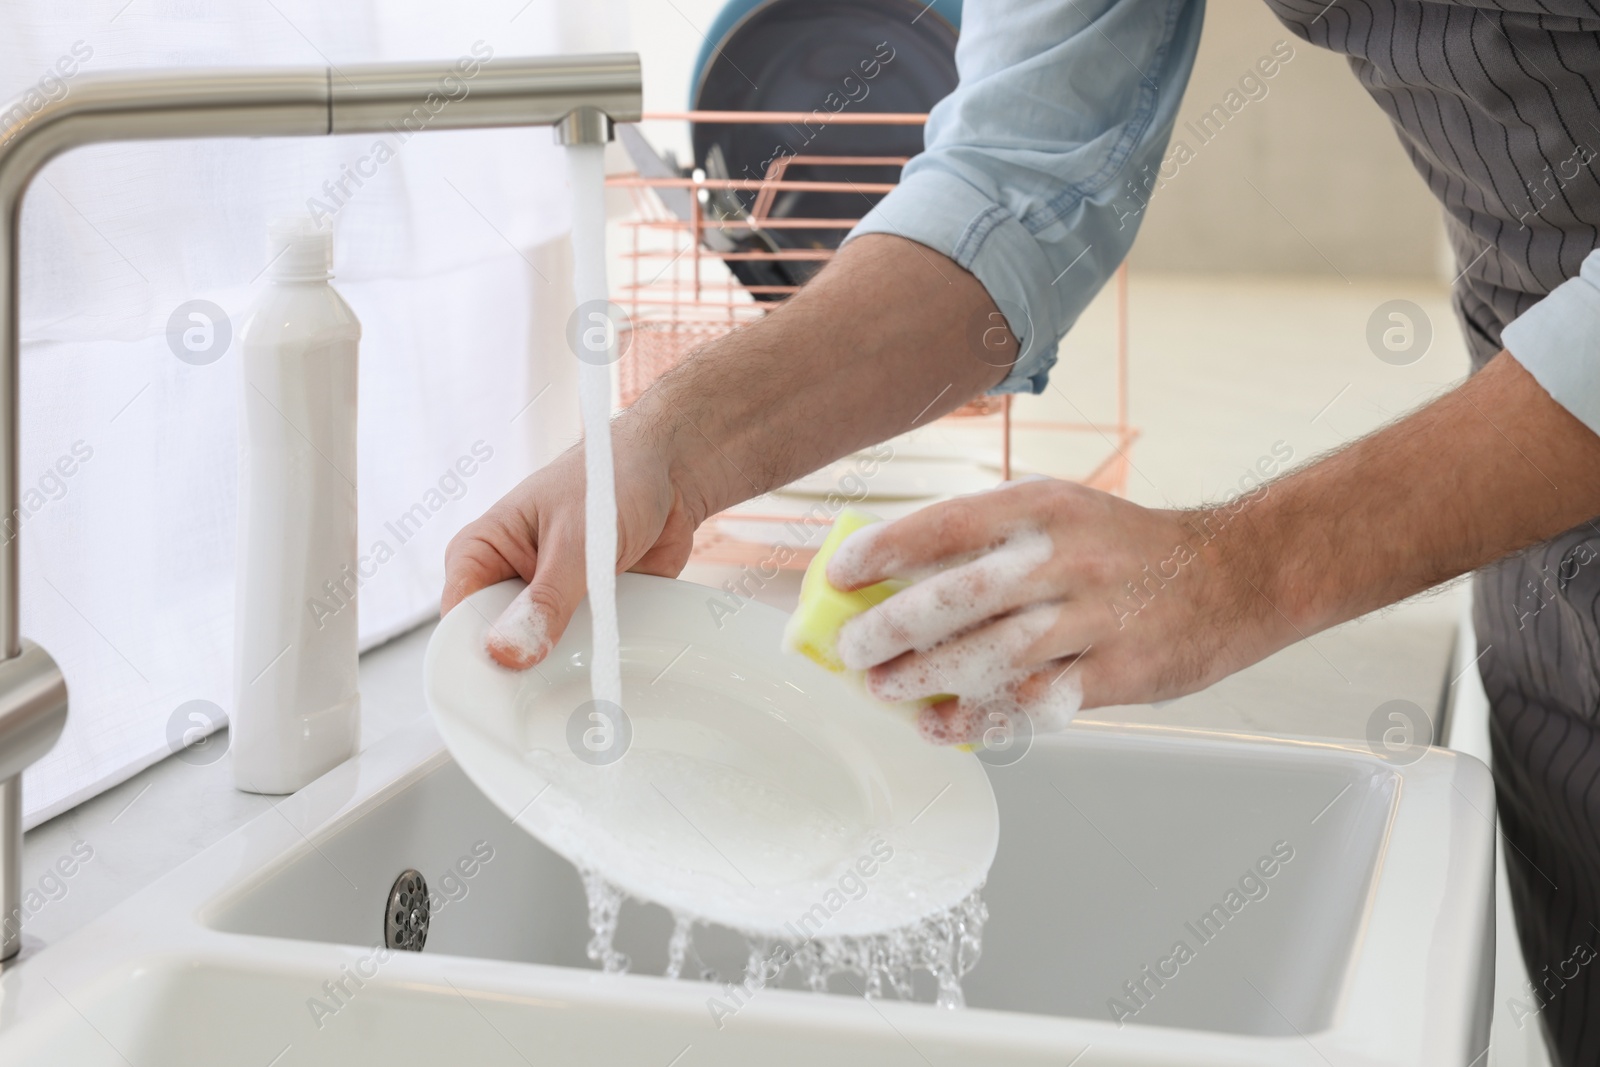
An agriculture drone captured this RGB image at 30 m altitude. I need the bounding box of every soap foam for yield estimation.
[1015,662,1085,733]
[832,518,1085,746]
[915,667,1084,745]
[826,519,895,588]
[836,527,1053,670]
[485,590,553,669]
[862,602,1060,703]
[914,699,988,747]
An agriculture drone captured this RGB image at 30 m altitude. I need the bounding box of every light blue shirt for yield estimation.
[1503,258,1600,435]
[848,0,1205,394]
[851,0,1600,438]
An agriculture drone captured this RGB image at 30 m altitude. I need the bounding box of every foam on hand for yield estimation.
[835,527,1053,672]
[792,500,1084,747]
[485,592,553,670]
[782,508,907,673]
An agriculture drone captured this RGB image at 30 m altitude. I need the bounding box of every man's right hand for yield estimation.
[441,427,701,669]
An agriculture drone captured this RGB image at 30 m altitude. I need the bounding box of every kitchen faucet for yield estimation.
[0,52,642,964]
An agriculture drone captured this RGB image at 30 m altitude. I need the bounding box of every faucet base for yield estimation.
[0,643,69,962]
[0,931,42,971]
[1,775,21,963]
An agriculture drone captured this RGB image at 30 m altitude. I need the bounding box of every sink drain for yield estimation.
[385,869,430,952]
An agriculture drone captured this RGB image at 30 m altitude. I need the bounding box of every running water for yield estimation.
[665,912,694,980]
[580,868,630,974]
[561,147,986,1010]
[565,143,623,711]
[580,873,988,1009]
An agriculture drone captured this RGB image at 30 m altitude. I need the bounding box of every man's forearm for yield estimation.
[1230,352,1600,647]
[621,234,1010,524]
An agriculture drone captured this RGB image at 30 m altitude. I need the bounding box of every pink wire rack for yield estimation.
[609,110,1137,570]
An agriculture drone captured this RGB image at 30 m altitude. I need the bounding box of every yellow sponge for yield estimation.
[782,508,905,672]
[785,509,965,744]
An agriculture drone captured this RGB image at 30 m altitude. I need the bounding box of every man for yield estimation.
[444,0,1600,1060]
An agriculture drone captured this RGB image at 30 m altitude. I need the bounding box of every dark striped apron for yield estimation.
[1259,2,1600,1063]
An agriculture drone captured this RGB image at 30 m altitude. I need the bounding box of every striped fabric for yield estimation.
[1261,2,1600,1062]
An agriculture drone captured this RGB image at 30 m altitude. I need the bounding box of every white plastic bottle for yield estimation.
[232,218,361,795]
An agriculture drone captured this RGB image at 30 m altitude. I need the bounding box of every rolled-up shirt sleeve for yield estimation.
[847,0,1204,394]
[1502,249,1600,436]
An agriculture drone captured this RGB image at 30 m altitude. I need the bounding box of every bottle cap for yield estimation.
[267,216,332,281]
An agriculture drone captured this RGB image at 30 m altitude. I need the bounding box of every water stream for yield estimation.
[565,142,624,711]
[562,148,984,1010]
[581,871,988,1009]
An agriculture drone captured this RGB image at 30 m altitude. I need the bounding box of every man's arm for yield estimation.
[629,234,1008,527]
[1248,351,1600,640]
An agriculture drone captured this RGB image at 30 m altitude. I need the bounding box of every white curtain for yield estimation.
[13,0,627,826]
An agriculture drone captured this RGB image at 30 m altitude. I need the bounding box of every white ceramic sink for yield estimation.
[0,714,1493,1066]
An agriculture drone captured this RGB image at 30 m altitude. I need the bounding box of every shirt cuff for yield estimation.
[846,167,1068,396]
[1502,249,1600,437]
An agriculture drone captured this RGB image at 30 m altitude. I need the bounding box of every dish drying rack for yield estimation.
[608,111,1136,570]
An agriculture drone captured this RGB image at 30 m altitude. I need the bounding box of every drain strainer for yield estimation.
[385,869,430,952]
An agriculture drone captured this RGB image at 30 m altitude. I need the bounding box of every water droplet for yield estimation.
[579,870,986,1007]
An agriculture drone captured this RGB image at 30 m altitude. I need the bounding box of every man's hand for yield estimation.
[827,479,1270,743]
[442,424,700,668]
[832,351,1600,743]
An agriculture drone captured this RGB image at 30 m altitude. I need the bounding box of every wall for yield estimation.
[1125,0,1449,280]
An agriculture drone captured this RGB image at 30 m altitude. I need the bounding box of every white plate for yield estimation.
[424,574,999,938]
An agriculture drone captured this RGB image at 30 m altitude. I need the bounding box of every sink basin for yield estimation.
[0,715,1494,1066]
